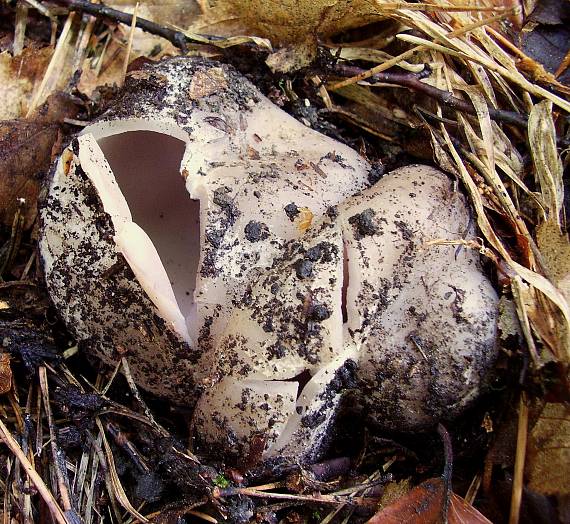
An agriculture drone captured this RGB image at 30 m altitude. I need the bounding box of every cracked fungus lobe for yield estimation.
[40,55,499,464]
[196,165,499,461]
[339,166,499,430]
[39,56,371,406]
[41,147,201,401]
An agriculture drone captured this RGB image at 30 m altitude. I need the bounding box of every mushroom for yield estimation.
[195,165,498,462]
[40,56,498,464]
[39,56,370,400]
[339,165,498,430]
[193,214,356,462]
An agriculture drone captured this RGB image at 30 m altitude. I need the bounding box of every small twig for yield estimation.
[331,64,528,128]
[213,486,376,508]
[509,392,528,524]
[50,0,223,53]
[0,418,69,524]
[438,423,453,523]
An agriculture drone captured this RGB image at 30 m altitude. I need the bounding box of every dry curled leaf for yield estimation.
[0,93,79,229]
[367,477,492,524]
[526,402,570,496]
[0,353,12,395]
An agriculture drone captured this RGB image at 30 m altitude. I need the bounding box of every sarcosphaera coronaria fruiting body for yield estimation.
[40,57,498,463]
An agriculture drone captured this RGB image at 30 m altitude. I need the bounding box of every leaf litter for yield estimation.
[0,0,569,522]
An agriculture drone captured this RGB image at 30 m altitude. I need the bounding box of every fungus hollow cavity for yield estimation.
[93,129,201,341]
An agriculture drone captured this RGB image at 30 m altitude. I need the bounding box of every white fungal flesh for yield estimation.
[338,165,498,430]
[73,132,193,342]
[205,165,498,461]
[192,378,298,456]
[40,57,499,464]
[212,216,345,381]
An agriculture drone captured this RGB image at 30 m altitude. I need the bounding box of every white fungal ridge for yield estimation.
[40,59,499,463]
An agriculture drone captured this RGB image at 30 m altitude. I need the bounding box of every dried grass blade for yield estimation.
[396,33,467,58]
[460,85,496,173]
[511,277,540,365]
[120,357,173,441]
[457,110,530,239]
[95,418,149,523]
[2,457,12,524]
[38,367,73,513]
[528,100,564,227]
[509,392,529,524]
[26,12,76,116]
[0,418,69,524]
[120,2,138,87]
[509,262,570,361]
[23,0,55,20]
[328,46,425,72]
[439,123,570,361]
[83,434,102,524]
[376,2,511,13]
[327,45,423,90]
[395,11,570,113]
[73,447,90,506]
[445,9,520,39]
[13,2,29,56]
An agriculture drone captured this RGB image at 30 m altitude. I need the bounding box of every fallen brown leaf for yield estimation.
[0,93,80,230]
[526,402,570,496]
[449,492,494,524]
[198,0,385,46]
[0,353,12,394]
[0,47,53,120]
[366,478,446,524]
[366,478,492,524]
[0,121,59,230]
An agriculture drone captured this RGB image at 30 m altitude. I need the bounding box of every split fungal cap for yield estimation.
[40,56,498,464]
[196,165,498,462]
[338,165,499,430]
[39,56,371,400]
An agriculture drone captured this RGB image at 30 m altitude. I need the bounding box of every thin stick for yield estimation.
[509,392,529,524]
[0,418,69,524]
[50,0,221,52]
[38,367,73,513]
[120,1,138,86]
[213,486,375,507]
[331,65,528,128]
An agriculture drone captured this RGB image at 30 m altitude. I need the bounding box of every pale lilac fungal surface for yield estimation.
[40,57,498,463]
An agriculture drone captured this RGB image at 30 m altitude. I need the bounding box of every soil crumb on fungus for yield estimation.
[40,57,498,463]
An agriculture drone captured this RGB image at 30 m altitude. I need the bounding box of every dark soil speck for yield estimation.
[244,221,269,242]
